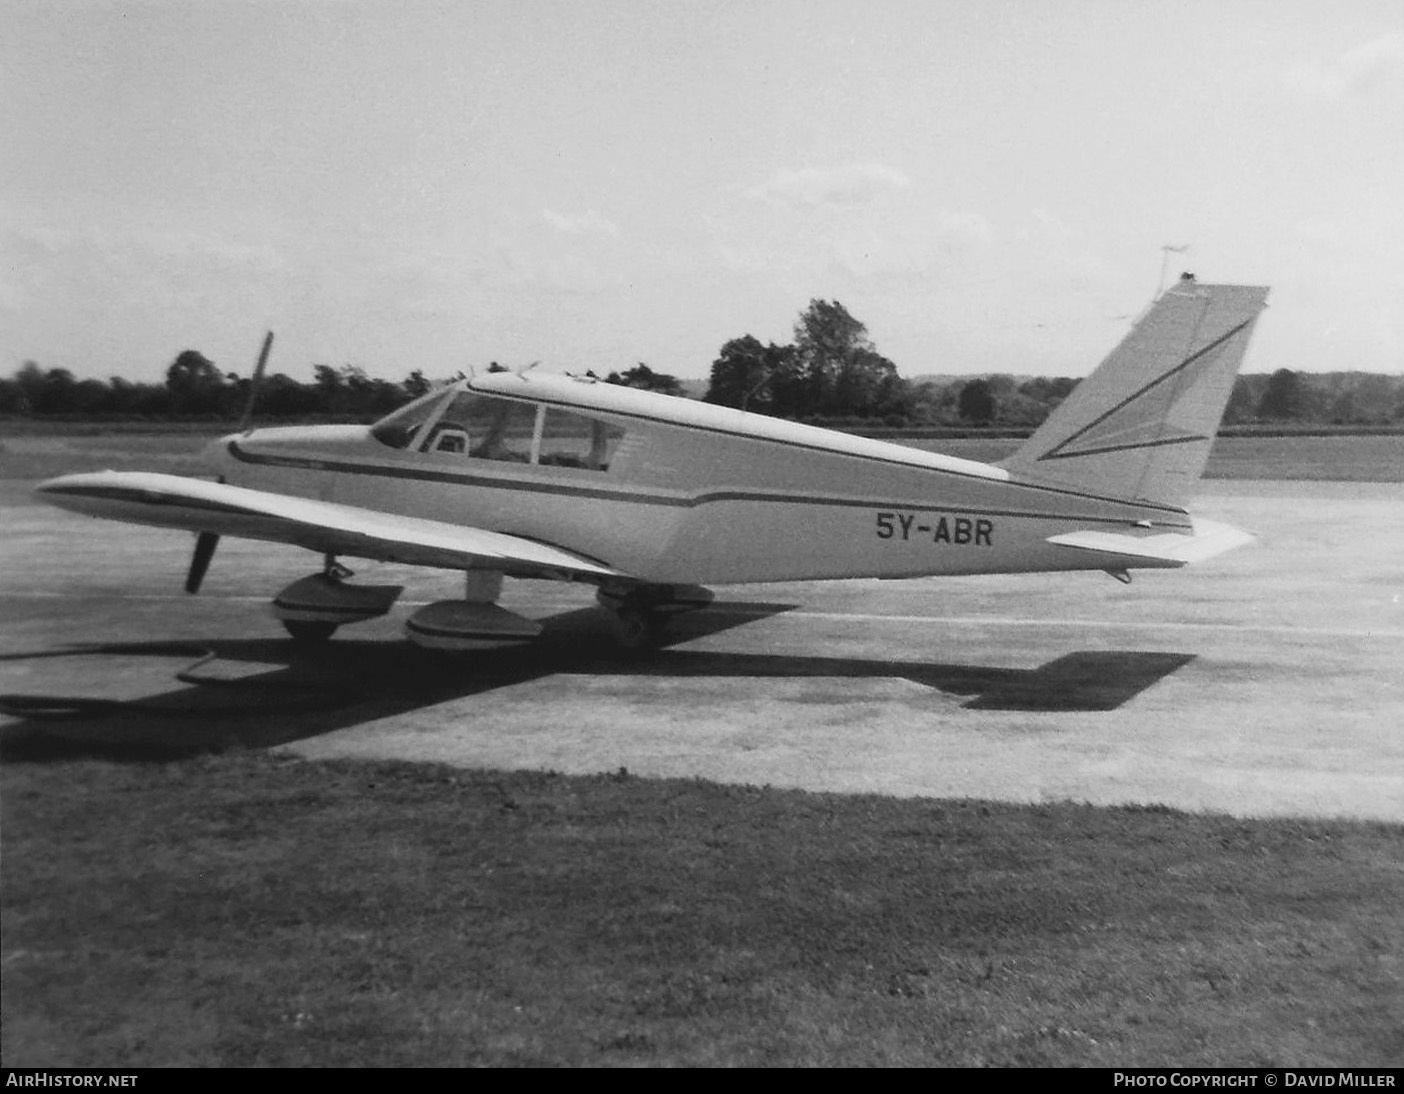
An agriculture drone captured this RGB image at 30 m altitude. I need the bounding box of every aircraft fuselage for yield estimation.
[210,373,1186,586]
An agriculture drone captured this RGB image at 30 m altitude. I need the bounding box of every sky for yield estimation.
[3,0,1402,386]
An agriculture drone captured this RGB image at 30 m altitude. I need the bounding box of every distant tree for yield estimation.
[0,375,26,414]
[705,335,765,408]
[11,361,91,414]
[789,299,903,419]
[957,379,996,425]
[997,391,1053,427]
[791,299,860,416]
[166,350,225,415]
[19,366,83,415]
[13,361,44,412]
[989,374,1020,397]
[309,364,404,418]
[311,363,345,414]
[107,376,171,417]
[1222,375,1261,425]
[1010,376,1078,427]
[904,379,959,426]
[258,373,322,419]
[1256,368,1306,421]
[166,350,219,388]
[834,347,905,418]
[339,365,375,414]
[705,336,794,412]
[1347,374,1396,424]
[355,371,409,417]
[1017,376,1078,405]
[703,300,908,420]
[71,378,111,414]
[1329,389,1359,424]
[604,363,685,397]
[403,369,432,398]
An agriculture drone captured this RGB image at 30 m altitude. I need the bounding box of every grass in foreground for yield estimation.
[2,751,1400,1067]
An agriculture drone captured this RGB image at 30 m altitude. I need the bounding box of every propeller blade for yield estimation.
[236,330,274,433]
[186,532,220,594]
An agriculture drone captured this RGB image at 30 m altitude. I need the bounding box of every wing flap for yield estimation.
[1047,518,1254,569]
[35,471,620,581]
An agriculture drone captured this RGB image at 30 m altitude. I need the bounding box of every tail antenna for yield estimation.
[1155,244,1191,300]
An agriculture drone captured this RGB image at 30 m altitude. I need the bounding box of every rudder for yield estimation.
[1002,276,1269,509]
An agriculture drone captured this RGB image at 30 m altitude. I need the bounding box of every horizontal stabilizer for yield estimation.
[1047,518,1254,569]
[35,471,621,582]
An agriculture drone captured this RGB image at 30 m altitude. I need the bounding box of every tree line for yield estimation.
[701,299,1404,428]
[0,356,684,423]
[3,300,1402,428]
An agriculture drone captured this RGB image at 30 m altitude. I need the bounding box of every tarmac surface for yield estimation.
[2,480,1401,821]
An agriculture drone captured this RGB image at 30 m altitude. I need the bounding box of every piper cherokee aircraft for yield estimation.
[36,275,1268,652]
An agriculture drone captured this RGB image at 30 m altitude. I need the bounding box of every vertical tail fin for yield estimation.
[1001,276,1269,509]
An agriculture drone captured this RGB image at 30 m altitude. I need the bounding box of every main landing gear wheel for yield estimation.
[611,608,665,652]
[283,619,338,643]
[597,583,712,653]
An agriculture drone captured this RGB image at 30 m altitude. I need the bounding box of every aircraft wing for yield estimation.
[34,471,622,581]
[1047,518,1254,569]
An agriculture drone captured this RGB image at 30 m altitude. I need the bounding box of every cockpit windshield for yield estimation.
[369,387,453,450]
[370,385,625,471]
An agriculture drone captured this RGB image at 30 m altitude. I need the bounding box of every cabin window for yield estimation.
[537,407,626,471]
[424,393,536,462]
[371,387,624,471]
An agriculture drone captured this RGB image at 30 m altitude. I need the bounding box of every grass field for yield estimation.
[3,427,1402,1066]
[3,753,1400,1067]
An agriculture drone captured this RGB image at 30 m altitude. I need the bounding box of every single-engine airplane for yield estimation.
[36,275,1269,651]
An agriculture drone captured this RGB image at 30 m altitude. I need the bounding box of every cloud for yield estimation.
[0,220,286,319]
[829,209,991,279]
[746,163,913,209]
[1283,33,1404,100]
[540,208,621,236]
[485,243,620,295]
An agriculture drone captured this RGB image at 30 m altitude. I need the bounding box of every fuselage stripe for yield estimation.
[491,387,1192,515]
[233,410,1191,518]
[225,442,1191,530]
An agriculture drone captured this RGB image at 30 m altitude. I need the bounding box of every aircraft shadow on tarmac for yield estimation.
[0,602,1195,762]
